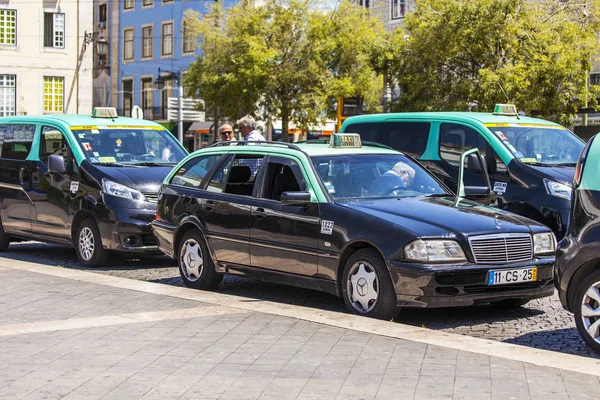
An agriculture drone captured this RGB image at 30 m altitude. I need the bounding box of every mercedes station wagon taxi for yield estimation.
[555,133,600,353]
[0,108,187,267]
[152,134,556,319]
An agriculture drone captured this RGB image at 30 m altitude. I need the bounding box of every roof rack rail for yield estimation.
[208,140,302,151]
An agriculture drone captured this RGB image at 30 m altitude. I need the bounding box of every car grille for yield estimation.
[144,193,158,203]
[468,234,533,264]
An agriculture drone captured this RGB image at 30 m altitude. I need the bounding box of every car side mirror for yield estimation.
[280,191,311,206]
[48,154,66,174]
[464,186,491,197]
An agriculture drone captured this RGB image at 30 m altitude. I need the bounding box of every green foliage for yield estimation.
[389,0,600,124]
[183,0,385,141]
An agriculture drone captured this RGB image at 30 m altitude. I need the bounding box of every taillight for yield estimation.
[574,162,583,188]
[156,208,162,221]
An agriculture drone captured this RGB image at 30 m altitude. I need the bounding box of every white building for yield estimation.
[0,0,93,117]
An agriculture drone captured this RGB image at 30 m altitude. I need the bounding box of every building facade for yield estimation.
[357,0,414,31]
[0,0,93,116]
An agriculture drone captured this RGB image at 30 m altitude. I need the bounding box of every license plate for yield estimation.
[488,267,537,285]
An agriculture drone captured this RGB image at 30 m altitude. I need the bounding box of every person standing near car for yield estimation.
[220,123,237,142]
[237,115,266,141]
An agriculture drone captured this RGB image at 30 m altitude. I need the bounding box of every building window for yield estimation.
[591,72,600,86]
[99,4,107,24]
[143,0,154,6]
[359,0,370,8]
[124,0,134,10]
[392,0,406,19]
[0,9,17,46]
[122,79,133,117]
[44,13,65,48]
[141,78,153,119]
[162,22,173,56]
[160,78,173,119]
[183,21,194,54]
[123,28,134,60]
[43,76,64,113]
[142,26,153,59]
[0,75,16,117]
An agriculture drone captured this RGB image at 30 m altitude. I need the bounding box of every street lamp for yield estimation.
[155,67,184,145]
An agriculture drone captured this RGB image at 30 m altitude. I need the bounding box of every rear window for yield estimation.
[0,124,35,160]
[344,121,431,157]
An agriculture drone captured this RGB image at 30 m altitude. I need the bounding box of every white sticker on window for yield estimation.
[70,181,79,193]
[493,182,507,195]
[321,220,334,235]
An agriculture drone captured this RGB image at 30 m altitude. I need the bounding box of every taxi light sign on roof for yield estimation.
[493,104,519,116]
[330,133,362,148]
[92,107,118,118]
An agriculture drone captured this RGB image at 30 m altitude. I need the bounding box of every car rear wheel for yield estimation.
[75,218,107,267]
[341,248,398,320]
[574,270,600,354]
[0,218,10,252]
[178,230,222,290]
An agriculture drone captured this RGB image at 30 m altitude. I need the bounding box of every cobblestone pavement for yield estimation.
[2,241,596,359]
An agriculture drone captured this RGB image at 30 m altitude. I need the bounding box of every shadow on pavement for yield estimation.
[504,328,599,359]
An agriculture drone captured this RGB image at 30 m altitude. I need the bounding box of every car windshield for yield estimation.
[488,125,584,165]
[311,154,449,200]
[72,127,186,165]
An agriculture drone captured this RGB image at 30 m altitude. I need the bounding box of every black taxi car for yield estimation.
[152,134,556,319]
[555,134,600,353]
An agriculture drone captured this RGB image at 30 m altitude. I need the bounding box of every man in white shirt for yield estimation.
[162,143,172,161]
[236,115,266,141]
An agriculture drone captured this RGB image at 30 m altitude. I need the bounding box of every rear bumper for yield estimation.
[151,220,177,258]
[387,258,555,308]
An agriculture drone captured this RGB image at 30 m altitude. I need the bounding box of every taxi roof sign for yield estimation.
[330,133,362,148]
[493,104,519,116]
[92,107,118,118]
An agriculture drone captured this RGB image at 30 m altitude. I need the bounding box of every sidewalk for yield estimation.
[0,259,599,400]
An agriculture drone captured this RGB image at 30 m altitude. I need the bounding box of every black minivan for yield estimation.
[0,108,187,267]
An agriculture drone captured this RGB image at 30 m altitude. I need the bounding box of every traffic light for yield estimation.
[337,96,364,131]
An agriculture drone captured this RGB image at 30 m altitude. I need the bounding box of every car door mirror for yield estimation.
[464,185,491,197]
[280,191,311,206]
[48,154,66,174]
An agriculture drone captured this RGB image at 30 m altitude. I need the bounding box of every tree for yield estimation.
[389,0,600,124]
[183,0,385,142]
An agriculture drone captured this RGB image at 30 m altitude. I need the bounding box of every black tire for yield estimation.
[177,230,222,290]
[75,218,107,267]
[490,298,531,308]
[0,217,9,252]
[573,270,600,354]
[341,248,398,320]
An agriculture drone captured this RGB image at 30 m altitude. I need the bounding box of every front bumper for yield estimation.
[97,206,160,253]
[387,257,555,308]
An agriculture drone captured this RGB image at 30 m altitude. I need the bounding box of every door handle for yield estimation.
[18,167,25,185]
[201,199,215,211]
[254,207,266,220]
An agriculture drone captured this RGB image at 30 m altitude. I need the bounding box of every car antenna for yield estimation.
[496,82,519,120]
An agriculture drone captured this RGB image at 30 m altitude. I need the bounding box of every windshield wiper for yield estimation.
[92,161,128,167]
[130,162,176,167]
[422,193,451,197]
[551,162,577,167]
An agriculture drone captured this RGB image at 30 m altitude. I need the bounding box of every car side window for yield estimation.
[171,154,222,188]
[345,123,381,143]
[0,124,35,160]
[41,126,69,163]
[261,159,307,201]
[439,123,487,167]
[207,155,264,196]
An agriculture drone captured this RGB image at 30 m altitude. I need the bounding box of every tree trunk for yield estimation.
[281,104,290,143]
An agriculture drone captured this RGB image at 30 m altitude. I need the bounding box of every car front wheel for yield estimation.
[75,218,107,267]
[178,230,222,290]
[574,270,600,354]
[341,248,398,320]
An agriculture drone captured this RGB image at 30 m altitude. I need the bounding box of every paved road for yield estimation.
[2,241,596,359]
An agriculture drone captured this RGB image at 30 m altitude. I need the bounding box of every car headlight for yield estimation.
[404,239,467,262]
[544,179,572,200]
[102,179,146,201]
[533,232,556,256]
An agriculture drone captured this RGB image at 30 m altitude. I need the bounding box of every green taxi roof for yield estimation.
[342,111,563,127]
[0,114,165,128]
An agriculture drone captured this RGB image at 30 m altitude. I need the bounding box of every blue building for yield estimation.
[109,0,237,150]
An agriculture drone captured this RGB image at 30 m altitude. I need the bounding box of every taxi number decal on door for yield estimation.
[321,220,334,235]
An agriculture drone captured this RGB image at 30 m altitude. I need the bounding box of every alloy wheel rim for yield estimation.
[580,279,600,345]
[79,227,95,261]
[346,261,379,314]
[180,239,203,282]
